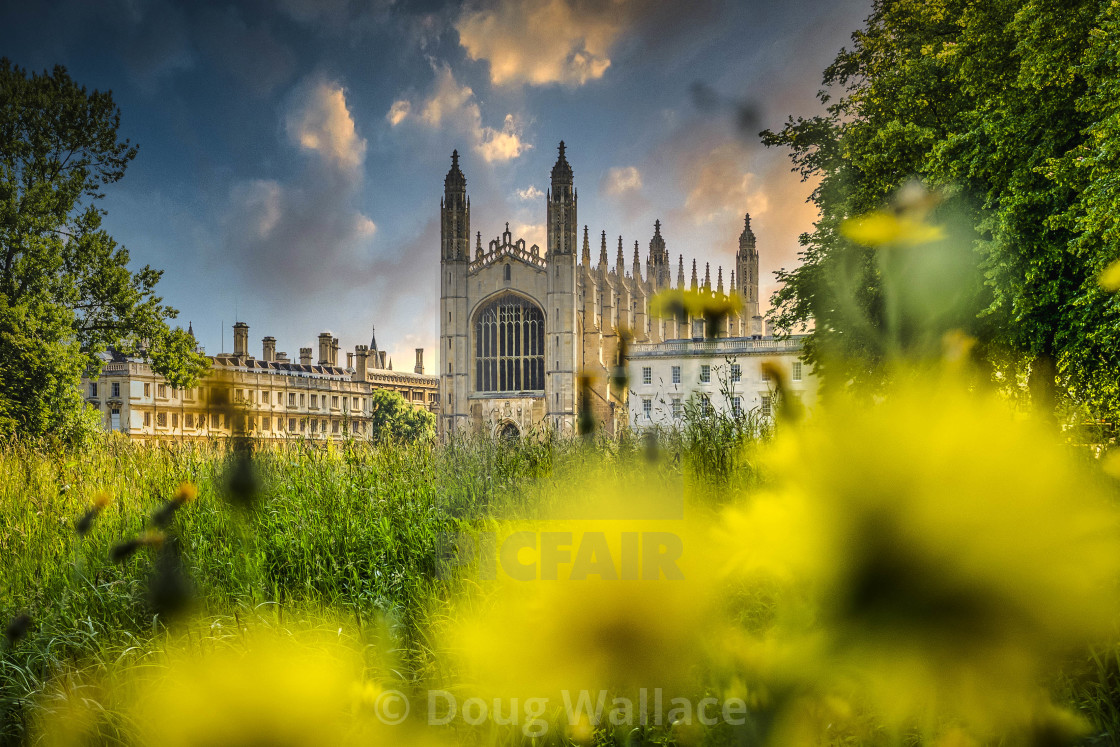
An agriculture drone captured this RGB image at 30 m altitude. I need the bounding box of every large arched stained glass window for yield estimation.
[474,295,545,392]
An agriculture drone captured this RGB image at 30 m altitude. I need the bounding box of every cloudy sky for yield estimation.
[1,0,870,370]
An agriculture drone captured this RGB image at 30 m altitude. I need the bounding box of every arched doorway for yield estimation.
[498,421,520,441]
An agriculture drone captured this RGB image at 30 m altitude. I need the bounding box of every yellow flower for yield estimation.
[841,210,945,247]
[1099,258,1120,290]
[84,621,444,747]
[91,491,111,509]
[173,481,198,504]
[941,328,977,364]
[716,376,1120,735]
[444,486,719,705]
[648,289,741,320]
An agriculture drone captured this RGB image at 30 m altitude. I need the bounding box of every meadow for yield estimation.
[1,380,1119,746]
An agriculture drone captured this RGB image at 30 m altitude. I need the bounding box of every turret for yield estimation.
[441,150,470,261]
[736,212,760,323]
[547,141,577,256]
[648,219,670,287]
[545,141,578,431]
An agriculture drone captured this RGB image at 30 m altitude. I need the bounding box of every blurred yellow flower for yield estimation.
[841,210,945,247]
[173,481,198,503]
[1099,258,1120,290]
[715,376,1120,735]
[648,289,741,321]
[445,488,719,706]
[940,329,977,364]
[91,490,111,509]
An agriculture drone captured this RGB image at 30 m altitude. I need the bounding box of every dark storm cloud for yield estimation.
[193,5,296,97]
[114,0,196,90]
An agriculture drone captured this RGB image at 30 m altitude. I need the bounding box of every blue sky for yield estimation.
[1,0,870,369]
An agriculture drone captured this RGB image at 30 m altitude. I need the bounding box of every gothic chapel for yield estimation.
[439,143,764,439]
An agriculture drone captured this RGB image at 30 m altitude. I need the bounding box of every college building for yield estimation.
[82,322,438,440]
[438,142,812,439]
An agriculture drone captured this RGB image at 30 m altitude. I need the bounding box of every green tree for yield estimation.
[0,59,208,442]
[366,389,435,444]
[764,0,1120,414]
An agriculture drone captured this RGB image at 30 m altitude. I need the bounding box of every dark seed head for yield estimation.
[5,613,32,646]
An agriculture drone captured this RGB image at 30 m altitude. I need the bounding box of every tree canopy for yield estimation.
[0,59,208,441]
[764,0,1120,414]
[366,389,436,444]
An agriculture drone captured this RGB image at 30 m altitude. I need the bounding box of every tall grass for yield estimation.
[3,402,1119,746]
[0,424,742,743]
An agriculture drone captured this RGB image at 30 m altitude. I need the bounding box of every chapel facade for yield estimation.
[438,142,765,439]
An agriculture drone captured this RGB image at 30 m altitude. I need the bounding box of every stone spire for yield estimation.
[551,140,573,185]
[615,236,625,275]
[717,266,724,294]
[476,231,483,259]
[736,211,760,322]
[649,218,669,287]
[703,262,711,291]
[730,269,736,292]
[582,225,591,265]
[441,149,469,260]
[548,141,576,256]
[370,324,378,351]
[740,213,756,250]
[444,149,466,191]
[632,241,642,280]
[677,254,685,288]
[599,230,609,268]
[691,259,698,291]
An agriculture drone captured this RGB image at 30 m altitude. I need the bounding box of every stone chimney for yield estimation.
[332,337,340,367]
[318,332,333,365]
[276,351,290,362]
[233,322,249,358]
[354,345,369,382]
[262,336,276,362]
[414,348,424,374]
[379,350,388,369]
[299,347,313,365]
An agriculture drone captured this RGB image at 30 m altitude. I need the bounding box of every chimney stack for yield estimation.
[332,337,340,367]
[276,351,290,362]
[262,336,276,362]
[318,332,333,365]
[354,345,369,382]
[299,347,313,365]
[414,348,424,374]
[233,322,249,358]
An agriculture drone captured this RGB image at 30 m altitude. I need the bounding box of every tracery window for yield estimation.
[475,295,545,392]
